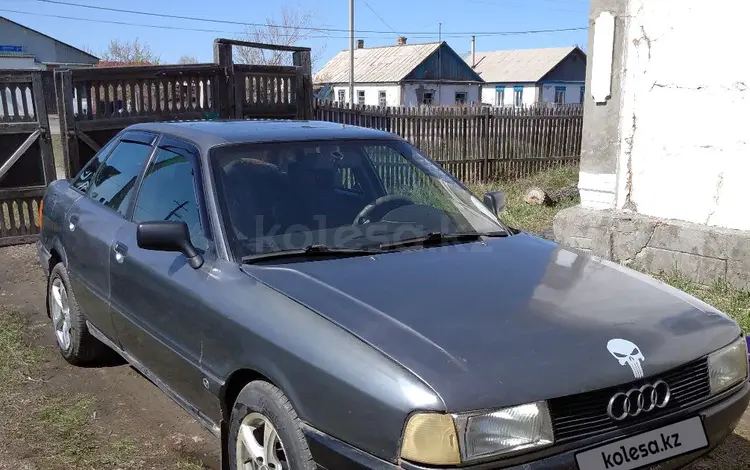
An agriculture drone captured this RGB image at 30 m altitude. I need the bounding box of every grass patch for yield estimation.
[0,306,44,387]
[469,165,580,235]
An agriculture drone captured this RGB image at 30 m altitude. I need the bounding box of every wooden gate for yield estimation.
[0,71,55,247]
[55,63,225,177]
[57,39,313,178]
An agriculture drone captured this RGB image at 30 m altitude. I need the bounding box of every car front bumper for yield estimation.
[302,381,750,470]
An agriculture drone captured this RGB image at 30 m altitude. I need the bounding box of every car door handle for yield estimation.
[114,242,128,264]
[68,214,79,232]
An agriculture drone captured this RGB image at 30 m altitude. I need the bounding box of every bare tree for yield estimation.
[101,38,161,64]
[178,55,199,64]
[234,6,326,69]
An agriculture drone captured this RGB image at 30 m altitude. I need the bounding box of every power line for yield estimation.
[362,0,398,34]
[0,9,334,38]
[32,0,587,36]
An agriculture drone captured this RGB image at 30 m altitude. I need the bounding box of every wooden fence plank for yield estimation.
[312,100,582,183]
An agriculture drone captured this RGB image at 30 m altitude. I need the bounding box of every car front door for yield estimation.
[108,136,219,420]
[63,131,156,342]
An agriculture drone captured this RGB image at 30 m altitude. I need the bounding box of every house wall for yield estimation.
[331,84,401,106]
[539,82,585,104]
[541,50,587,82]
[403,83,481,106]
[404,43,484,82]
[0,18,98,66]
[577,0,750,231]
[0,56,41,70]
[480,83,537,106]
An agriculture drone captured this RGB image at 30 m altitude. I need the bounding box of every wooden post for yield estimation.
[56,70,80,178]
[293,50,313,120]
[31,72,55,183]
[213,40,235,119]
[482,106,490,182]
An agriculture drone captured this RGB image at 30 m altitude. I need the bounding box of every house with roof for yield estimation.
[0,16,99,70]
[314,37,484,107]
[467,46,586,107]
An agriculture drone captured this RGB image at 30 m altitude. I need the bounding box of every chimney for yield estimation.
[397,36,407,45]
[471,35,476,68]
[357,39,365,49]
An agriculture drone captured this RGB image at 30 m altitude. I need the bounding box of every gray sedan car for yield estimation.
[38,120,748,470]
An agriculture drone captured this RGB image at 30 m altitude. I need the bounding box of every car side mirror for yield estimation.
[483,191,506,215]
[136,221,204,269]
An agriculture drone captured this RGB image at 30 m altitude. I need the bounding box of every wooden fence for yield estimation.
[313,101,583,183]
[0,71,55,247]
[57,38,314,178]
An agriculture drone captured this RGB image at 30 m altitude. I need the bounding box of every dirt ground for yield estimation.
[1,242,750,469]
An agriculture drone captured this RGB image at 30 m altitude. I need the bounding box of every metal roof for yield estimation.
[314,42,441,84]
[0,16,100,61]
[469,47,579,83]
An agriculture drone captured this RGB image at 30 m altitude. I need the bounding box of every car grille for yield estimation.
[548,358,710,443]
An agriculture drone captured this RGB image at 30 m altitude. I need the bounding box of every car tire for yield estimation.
[229,381,314,470]
[47,262,107,365]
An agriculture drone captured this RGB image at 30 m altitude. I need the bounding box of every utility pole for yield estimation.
[438,22,442,105]
[349,0,355,108]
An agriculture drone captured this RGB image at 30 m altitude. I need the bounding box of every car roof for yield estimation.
[126,120,400,150]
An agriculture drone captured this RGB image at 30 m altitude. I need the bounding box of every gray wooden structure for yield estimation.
[314,100,583,182]
[0,70,55,247]
[56,38,313,178]
[0,39,311,247]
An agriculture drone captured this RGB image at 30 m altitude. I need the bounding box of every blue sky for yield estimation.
[0,0,590,70]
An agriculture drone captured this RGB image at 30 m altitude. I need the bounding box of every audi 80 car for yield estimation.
[37,120,748,470]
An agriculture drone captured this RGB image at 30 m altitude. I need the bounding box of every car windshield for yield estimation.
[210,139,507,259]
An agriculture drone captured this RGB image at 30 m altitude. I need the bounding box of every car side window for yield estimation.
[87,140,153,216]
[132,143,210,251]
[71,138,119,193]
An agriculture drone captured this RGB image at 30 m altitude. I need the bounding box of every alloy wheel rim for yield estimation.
[50,278,72,351]
[236,412,287,470]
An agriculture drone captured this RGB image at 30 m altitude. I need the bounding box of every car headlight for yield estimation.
[708,337,749,395]
[400,402,554,465]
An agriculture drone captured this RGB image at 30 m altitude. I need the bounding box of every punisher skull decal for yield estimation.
[607,338,645,379]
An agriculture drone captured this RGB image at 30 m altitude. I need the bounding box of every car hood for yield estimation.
[242,234,741,412]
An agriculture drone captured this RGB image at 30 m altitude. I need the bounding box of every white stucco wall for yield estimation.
[403,83,480,106]
[332,84,401,107]
[479,83,537,106]
[605,0,750,230]
[540,83,585,104]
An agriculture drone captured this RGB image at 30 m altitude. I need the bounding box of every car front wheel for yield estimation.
[229,381,314,470]
[47,262,106,365]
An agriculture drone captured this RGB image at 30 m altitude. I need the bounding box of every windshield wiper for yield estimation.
[242,244,382,264]
[378,231,507,251]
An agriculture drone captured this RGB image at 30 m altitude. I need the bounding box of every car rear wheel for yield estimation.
[47,263,107,365]
[229,381,314,470]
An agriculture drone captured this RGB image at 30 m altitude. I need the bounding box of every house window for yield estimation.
[495,86,505,106]
[554,86,566,104]
[422,91,433,106]
[357,90,365,105]
[378,90,387,107]
[580,85,585,104]
[513,86,524,107]
[338,89,345,102]
[455,92,467,105]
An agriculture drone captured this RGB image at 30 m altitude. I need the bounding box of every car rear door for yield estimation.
[108,136,219,420]
[64,131,157,342]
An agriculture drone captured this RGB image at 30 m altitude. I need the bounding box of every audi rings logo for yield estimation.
[606,380,671,421]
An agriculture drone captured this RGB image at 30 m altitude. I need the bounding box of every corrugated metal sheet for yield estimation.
[470,47,577,83]
[314,42,441,84]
